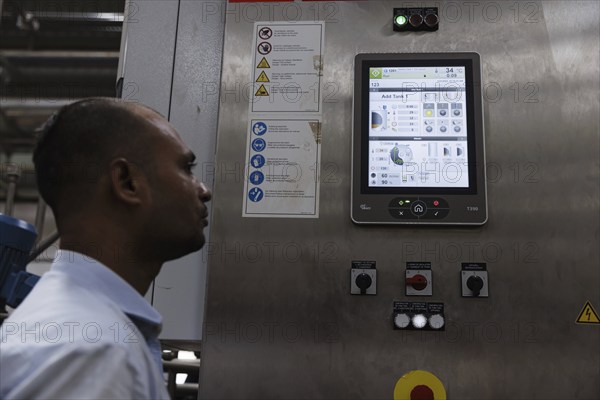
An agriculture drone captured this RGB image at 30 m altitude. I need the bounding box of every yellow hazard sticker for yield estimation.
[255,84,269,97]
[394,370,446,400]
[576,301,600,325]
[256,71,270,83]
[256,57,270,69]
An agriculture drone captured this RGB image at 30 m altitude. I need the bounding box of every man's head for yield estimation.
[33,98,211,262]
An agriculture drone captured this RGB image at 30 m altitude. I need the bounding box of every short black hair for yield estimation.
[33,98,155,213]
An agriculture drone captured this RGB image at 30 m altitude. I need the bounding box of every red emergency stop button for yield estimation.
[411,385,434,400]
[393,370,446,400]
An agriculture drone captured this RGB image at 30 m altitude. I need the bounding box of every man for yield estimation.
[0,98,212,399]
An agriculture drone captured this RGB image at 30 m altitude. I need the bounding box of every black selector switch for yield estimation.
[355,273,373,295]
[461,263,489,297]
[351,261,377,295]
[466,276,484,297]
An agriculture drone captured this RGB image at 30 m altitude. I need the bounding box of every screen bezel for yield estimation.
[360,58,477,195]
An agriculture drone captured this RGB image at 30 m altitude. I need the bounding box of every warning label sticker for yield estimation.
[251,22,324,113]
[255,84,269,96]
[257,57,271,69]
[256,71,270,83]
[576,301,600,325]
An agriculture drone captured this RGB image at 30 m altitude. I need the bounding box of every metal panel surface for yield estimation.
[117,0,179,306]
[201,1,599,399]
[154,0,225,340]
[118,0,225,340]
[118,0,179,115]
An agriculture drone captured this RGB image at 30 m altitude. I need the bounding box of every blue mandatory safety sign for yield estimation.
[249,171,264,185]
[250,154,265,168]
[252,138,266,152]
[252,122,268,136]
[248,187,264,202]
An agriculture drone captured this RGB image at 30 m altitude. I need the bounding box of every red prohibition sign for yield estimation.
[257,42,272,55]
[259,27,272,40]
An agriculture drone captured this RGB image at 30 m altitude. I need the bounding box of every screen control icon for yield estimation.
[411,201,427,216]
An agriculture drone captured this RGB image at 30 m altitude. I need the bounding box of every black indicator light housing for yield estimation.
[393,8,439,32]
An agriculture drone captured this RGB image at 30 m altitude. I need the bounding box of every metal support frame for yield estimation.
[3,163,20,216]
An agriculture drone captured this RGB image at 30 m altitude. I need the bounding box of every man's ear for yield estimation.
[109,158,147,205]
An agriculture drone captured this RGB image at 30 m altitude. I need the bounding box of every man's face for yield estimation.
[138,109,212,261]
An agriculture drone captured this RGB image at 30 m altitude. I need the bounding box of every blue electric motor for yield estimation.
[0,213,39,309]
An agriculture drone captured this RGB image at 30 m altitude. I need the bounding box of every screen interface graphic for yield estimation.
[368,66,468,188]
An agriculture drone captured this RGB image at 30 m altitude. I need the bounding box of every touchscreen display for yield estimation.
[368,66,468,188]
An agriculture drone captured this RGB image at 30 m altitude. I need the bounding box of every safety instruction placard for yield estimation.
[252,22,324,113]
[243,119,321,218]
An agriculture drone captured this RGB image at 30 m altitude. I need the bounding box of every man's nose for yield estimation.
[198,182,212,203]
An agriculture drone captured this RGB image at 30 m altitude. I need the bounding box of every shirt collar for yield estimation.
[51,250,162,334]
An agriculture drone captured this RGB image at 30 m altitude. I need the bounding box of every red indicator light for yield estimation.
[433,200,439,206]
[408,13,424,28]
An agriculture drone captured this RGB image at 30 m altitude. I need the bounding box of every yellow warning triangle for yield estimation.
[576,301,600,324]
[256,71,270,83]
[255,84,269,97]
[257,57,270,69]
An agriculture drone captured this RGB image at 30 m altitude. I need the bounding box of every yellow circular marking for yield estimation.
[393,370,446,400]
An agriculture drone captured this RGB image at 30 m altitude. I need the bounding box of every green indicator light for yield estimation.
[395,15,408,26]
[405,200,411,203]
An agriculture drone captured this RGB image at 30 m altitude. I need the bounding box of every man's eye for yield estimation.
[187,162,198,172]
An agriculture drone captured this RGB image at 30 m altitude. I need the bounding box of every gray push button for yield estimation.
[411,201,427,216]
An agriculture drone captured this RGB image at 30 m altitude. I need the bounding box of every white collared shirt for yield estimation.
[0,250,170,399]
